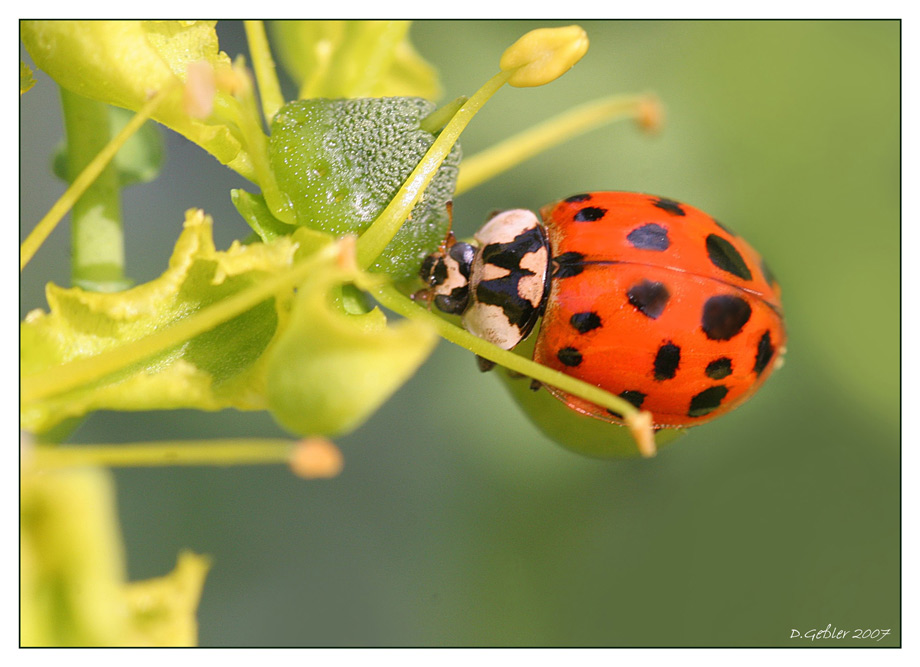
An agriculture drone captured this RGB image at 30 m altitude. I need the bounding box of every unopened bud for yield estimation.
[500,26,589,88]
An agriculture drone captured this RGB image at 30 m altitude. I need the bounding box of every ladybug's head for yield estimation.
[417,241,475,315]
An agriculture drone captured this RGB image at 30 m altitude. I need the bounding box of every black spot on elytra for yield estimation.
[564,193,592,203]
[652,197,686,216]
[570,311,602,334]
[627,280,670,319]
[557,347,583,367]
[627,223,670,251]
[701,295,751,340]
[653,342,681,381]
[607,390,646,419]
[553,251,586,278]
[705,357,733,380]
[475,226,549,335]
[688,386,729,418]
[753,330,776,376]
[706,234,753,280]
[574,206,607,222]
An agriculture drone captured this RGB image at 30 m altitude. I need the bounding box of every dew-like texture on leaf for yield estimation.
[269,97,461,279]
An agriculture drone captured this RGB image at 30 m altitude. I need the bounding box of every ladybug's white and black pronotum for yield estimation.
[419,191,786,428]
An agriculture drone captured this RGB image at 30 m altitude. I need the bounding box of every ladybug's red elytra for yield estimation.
[419,191,786,429]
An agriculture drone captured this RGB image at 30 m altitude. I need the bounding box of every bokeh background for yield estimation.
[20,20,900,647]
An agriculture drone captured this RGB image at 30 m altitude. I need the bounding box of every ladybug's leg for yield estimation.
[475,355,496,373]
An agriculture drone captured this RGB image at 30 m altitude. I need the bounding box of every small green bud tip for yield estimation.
[500,25,590,88]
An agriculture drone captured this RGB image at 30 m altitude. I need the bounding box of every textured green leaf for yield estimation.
[21,210,299,433]
[269,97,461,279]
[270,20,441,100]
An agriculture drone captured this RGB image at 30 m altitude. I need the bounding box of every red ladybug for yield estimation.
[419,192,786,428]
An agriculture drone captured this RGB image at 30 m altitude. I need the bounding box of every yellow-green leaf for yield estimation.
[270,20,441,100]
[21,209,299,433]
[20,61,36,94]
[20,20,251,177]
[21,462,209,646]
[21,466,129,646]
[124,552,211,647]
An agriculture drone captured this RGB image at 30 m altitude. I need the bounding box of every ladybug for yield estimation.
[419,192,786,428]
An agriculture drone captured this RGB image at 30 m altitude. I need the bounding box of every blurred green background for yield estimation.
[20,20,899,646]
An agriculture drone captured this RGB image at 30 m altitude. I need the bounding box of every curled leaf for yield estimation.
[21,210,299,433]
[266,239,438,436]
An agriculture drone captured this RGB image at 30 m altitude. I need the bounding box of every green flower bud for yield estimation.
[500,25,589,88]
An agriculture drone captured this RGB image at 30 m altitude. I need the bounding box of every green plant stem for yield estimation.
[419,96,468,134]
[456,94,654,195]
[21,83,174,273]
[30,439,296,469]
[354,70,513,270]
[59,89,128,291]
[233,63,295,225]
[244,20,285,124]
[371,283,640,420]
